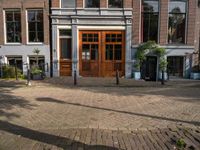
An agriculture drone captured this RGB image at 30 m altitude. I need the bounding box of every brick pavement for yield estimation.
[0,78,200,149]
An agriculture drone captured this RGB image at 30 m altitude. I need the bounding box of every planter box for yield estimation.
[133,72,141,80]
[32,74,43,80]
[190,73,200,80]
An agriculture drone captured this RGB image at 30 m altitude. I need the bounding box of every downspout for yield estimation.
[49,0,53,77]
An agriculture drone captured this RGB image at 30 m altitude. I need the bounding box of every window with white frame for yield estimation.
[27,10,44,43]
[168,0,187,44]
[108,0,123,8]
[85,0,100,8]
[61,0,76,8]
[5,10,21,43]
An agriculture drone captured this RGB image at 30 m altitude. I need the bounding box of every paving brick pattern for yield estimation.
[0,125,200,150]
[0,78,200,149]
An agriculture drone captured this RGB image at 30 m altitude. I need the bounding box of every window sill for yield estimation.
[4,43,22,46]
[27,42,44,46]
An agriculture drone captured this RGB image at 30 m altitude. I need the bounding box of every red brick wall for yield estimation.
[100,0,107,8]
[52,0,60,8]
[77,0,83,8]
[159,0,169,45]
[132,0,141,44]
[124,0,133,8]
[0,0,49,45]
[187,0,197,45]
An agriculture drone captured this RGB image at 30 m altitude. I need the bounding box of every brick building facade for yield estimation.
[0,0,50,76]
[0,0,199,79]
[50,0,200,79]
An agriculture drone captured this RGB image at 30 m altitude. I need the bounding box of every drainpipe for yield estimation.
[49,0,53,77]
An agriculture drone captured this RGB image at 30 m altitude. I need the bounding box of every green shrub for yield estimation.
[2,65,23,79]
[31,66,43,75]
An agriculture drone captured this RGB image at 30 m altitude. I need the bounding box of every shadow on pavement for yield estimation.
[0,120,119,150]
[36,97,200,127]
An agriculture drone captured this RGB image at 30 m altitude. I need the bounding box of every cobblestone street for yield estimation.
[0,78,200,149]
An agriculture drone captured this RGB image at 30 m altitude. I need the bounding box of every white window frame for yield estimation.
[3,9,22,45]
[26,9,44,45]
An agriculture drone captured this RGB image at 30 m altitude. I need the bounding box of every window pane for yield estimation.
[114,45,122,60]
[168,14,186,43]
[29,32,36,42]
[82,44,90,60]
[60,30,72,36]
[143,13,158,42]
[38,31,44,42]
[143,0,159,13]
[91,44,98,60]
[7,33,14,42]
[108,0,123,8]
[28,11,35,21]
[106,45,113,60]
[36,10,43,21]
[6,12,13,21]
[14,12,21,21]
[60,39,72,59]
[85,0,100,8]
[28,10,44,43]
[61,0,76,8]
[169,0,186,13]
[28,22,35,31]
[5,10,21,43]
[37,22,43,32]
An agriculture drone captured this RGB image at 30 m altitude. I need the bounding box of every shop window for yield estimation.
[7,56,23,71]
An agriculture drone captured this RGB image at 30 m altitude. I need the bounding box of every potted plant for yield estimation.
[31,66,43,80]
[133,61,141,80]
[190,65,200,80]
[31,48,44,80]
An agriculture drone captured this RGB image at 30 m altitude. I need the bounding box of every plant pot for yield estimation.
[133,72,141,80]
[190,72,200,80]
[32,74,43,80]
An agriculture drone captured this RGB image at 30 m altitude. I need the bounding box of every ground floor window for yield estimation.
[167,56,184,77]
[29,56,45,71]
[7,56,23,71]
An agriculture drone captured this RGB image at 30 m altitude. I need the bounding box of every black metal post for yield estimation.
[116,69,119,85]
[14,60,18,81]
[161,70,165,85]
[74,70,77,86]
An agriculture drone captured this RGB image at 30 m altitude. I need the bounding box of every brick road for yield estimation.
[0,78,200,149]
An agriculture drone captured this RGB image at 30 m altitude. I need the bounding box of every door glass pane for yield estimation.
[106,45,113,60]
[114,45,122,60]
[60,38,72,59]
[91,44,98,60]
[82,44,90,60]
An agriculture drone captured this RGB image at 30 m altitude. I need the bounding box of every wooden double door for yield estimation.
[79,31,125,77]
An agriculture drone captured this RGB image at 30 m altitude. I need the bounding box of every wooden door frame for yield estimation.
[79,30,125,77]
[79,31,101,77]
[59,38,72,76]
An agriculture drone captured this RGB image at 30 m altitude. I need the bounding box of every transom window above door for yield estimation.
[108,0,123,8]
[85,0,100,8]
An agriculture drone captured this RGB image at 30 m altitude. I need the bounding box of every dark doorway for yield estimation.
[142,56,157,81]
[167,56,183,77]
